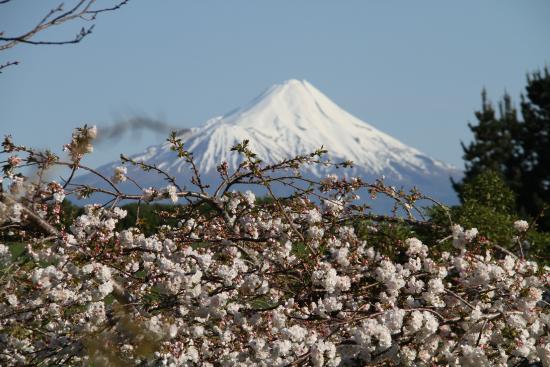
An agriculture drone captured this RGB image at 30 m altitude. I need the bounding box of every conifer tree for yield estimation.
[456,67,550,230]
[453,89,520,198]
[518,67,550,228]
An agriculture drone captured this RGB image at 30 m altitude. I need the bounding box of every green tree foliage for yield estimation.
[452,90,520,197]
[60,200,85,227]
[118,203,181,235]
[452,170,515,245]
[455,67,550,230]
[460,169,515,213]
[518,68,550,229]
[441,170,549,264]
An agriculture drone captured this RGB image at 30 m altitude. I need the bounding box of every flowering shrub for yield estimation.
[0,126,549,366]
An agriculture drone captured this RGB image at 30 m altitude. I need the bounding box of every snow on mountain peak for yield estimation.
[88,79,460,205]
[144,79,453,177]
[215,78,323,126]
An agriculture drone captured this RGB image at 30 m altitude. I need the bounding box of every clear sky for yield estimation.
[1,0,549,169]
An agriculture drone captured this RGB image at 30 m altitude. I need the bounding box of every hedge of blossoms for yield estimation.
[0,126,549,366]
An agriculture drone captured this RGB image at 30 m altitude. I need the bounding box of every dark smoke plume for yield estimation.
[95,116,190,144]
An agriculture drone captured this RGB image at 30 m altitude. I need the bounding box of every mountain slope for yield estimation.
[82,79,461,206]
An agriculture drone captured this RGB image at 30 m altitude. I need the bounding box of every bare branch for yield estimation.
[0,60,19,73]
[0,0,130,71]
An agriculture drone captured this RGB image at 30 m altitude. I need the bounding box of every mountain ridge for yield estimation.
[81,79,461,207]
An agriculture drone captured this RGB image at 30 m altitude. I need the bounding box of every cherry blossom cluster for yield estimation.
[0,126,548,366]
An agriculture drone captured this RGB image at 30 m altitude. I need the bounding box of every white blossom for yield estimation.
[112,166,127,183]
[1,135,549,366]
[514,219,529,232]
[166,184,178,204]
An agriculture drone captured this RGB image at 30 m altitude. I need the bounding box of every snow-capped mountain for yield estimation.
[82,79,461,207]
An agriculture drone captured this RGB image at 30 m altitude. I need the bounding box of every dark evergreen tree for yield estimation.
[455,67,550,230]
[518,68,550,229]
[453,89,520,199]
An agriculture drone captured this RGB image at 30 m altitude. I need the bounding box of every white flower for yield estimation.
[307,226,324,239]
[313,266,338,292]
[81,263,95,274]
[379,308,405,333]
[312,263,350,293]
[0,201,22,224]
[464,228,478,242]
[427,278,445,294]
[185,345,200,363]
[217,265,238,286]
[332,247,349,267]
[31,265,63,290]
[323,198,344,215]
[405,237,428,258]
[166,184,178,204]
[423,312,439,334]
[335,275,351,292]
[452,224,478,249]
[0,243,11,265]
[0,203,9,225]
[6,294,18,306]
[321,296,343,314]
[375,260,405,292]
[273,339,292,357]
[406,310,439,336]
[470,306,483,321]
[460,345,490,367]
[537,343,550,366]
[86,301,106,324]
[143,187,158,202]
[271,308,287,328]
[97,265,112,283]
[192,325,205,337]
[243,190,255,207]
[284,325,308,342]
[354,318,393,350]
[321,174,338,186]
[305,208,322,224]
[112,166,127,183]
[97,281,114,298]
[407,311,424,333]
[514,220,529,232]
[311,341,339,367]
[65,125,97,159]
[227,194,241,213]
[399,345,417,365]
[53,191,65,203]
[406,276,425,294]
[112,207,127,219]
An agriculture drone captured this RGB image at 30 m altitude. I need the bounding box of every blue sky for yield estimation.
[1,0,549,168]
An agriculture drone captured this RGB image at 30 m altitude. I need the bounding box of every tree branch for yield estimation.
[0,0,130,56]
